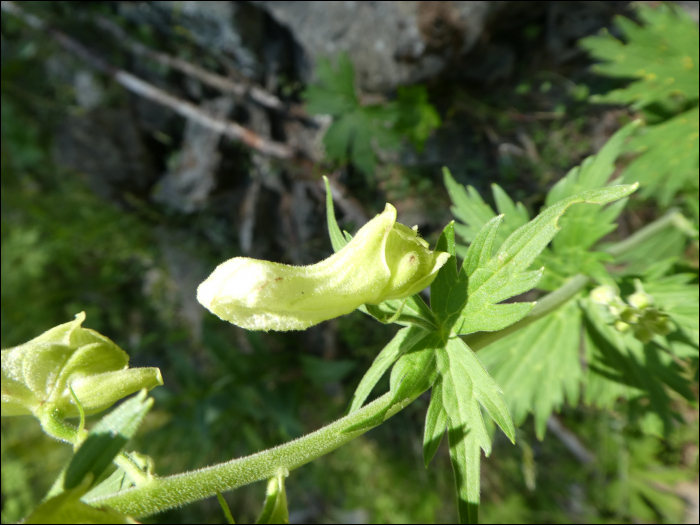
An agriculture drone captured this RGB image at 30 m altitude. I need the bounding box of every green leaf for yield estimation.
[491,184,530,230]
[63,390,153,491]
[256,470,290,524]
[25,478,131,524]
[423,379,447,468]
[453,185,638,335]
[217,491,236,524]
[546,121,640,205]
[393,85,442,151]
[303,53,404,178]
[82,452,154,502]
[389,333,441,402]
[444,168,529,254]
[580,3,699,109]
[323,176,349,253]
[347,326,430,414]
[622,107,699,206]
[431,221,469,329]
[302,53,357,115]
[478,300,583,439]
[431,337,520,524]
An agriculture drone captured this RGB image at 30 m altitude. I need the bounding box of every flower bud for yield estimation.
[627,291,654,310]
[590,285,618,306]
[614,320,631,333]
[197,204,450,331]
[2,313,162,418]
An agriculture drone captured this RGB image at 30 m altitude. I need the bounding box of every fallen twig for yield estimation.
[90,13,308,121]
[1,1,294,160]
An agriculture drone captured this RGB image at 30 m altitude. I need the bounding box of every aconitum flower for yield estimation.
[1,313,162,418]
[197,204,450,331]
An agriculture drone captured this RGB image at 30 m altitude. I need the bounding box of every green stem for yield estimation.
[464,208,683,351]
[85,390,412,517]
[603,208,681,258]
[465,274,590,351]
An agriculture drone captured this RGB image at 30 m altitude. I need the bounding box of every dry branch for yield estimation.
[90,14,305,119]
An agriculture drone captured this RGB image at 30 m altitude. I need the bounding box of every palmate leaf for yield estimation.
[453,185,638,335]
[444,169,530,258]
[393,85,442,151]
[579,4,699,206]
[607,436,690,523]
[537,120,638,288]
[447,121,638,286]
[346,326,430,414]
[303,53,408,178]
[622,107,699,206]
[579,3,699,109]
[477,300,583,439]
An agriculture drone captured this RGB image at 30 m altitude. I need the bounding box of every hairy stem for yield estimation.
[85,390,413,517]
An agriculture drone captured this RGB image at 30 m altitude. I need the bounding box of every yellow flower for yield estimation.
[198,204,449,331]
[2,313,162,418]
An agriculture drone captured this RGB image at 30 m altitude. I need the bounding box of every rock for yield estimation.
[152,96,234,213]
[251,1,505,92]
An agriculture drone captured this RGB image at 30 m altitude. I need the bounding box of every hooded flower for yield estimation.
[1,313,162,418]
[197,204,450,331]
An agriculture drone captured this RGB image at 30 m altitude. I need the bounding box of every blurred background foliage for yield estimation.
[1,1,698,524]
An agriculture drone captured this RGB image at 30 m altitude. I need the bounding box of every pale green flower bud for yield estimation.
[590,285,618,306]
[1,313,162,418]
[614,320,631,333]
[197,204,450,331]
[627,291,654,310]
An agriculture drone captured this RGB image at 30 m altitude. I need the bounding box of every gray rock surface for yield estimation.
[251,1,505,92]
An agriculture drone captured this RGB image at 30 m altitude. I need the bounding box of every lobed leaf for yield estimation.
[622,107,699,206]
[444,168,530,256]
[434,337,515,523]
[454,184,638,335]
[579,4,699,109]
[478,300,583,439]
[423,379,447,468]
